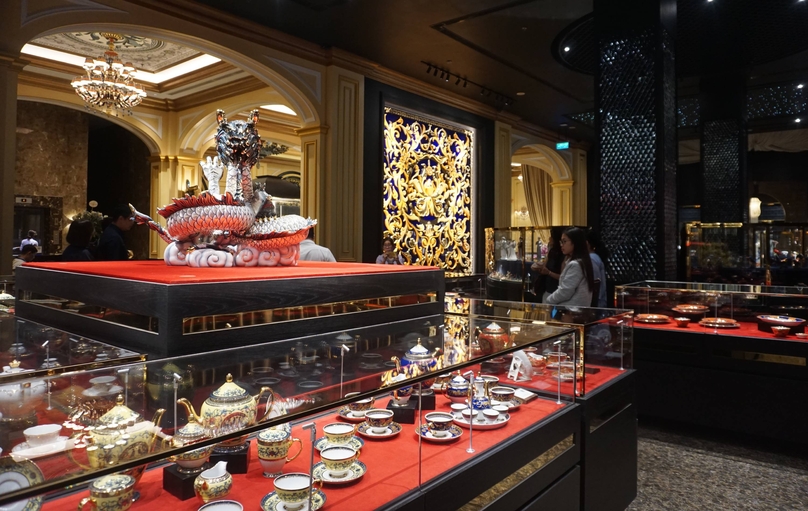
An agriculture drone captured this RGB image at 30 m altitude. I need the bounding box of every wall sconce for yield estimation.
[749,197,761,223]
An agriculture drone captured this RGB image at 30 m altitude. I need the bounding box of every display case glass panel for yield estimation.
[0,314,576,510]
[484,226,552,302]
[445,296,633,397]
[617,280,808,340]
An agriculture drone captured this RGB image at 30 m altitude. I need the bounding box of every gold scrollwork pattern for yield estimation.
[383,107,473,276]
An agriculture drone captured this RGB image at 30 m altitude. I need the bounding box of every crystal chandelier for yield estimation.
[70,33,146,116]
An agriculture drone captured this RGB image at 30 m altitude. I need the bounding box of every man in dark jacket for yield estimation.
[96,205,135,261]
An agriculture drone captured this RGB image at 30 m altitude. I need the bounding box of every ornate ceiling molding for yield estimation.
[21,0,127,27]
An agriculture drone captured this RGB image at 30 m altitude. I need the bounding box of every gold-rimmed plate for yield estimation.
[356,421,402,439]
[312,461,366,485]
[260,489,326,511]
[635,314,671,324]
[0,457,44,511]
[699,317,740,328]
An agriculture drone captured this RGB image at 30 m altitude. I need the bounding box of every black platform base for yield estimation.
[387,399,417,423]
[411,391,435,410]
[211,441,251,474]
[163,463,208,501]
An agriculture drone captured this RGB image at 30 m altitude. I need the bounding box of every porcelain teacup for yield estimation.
[78,474,136,511]
[364,409,394,434]
[273,473,322,511]
[89,375,116,393]
[450,403,467,418]
[424,412,453,437]
[320,445,360,478]
[489,386,515,403]
[257,428,302,478]
[23,423,61,446]
[482,409,500,424]
[322,422,355,446]
[347,397,375,418]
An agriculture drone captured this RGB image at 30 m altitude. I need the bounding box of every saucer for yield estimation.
[491,399,521,411]
[356,421,402,439]
[312,461,366,484]
[12,436,71,459]
[82,385,123,397]
[260,489,326,511]
[416,424,462,442]
[453,413,510,430]
[337,407,368,423]
[357,362,383,370]
[314,436,364,452]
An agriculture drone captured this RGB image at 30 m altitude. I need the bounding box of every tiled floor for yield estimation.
[628,421,808,510]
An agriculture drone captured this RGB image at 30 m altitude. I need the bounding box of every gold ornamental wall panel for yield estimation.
[382,107,474,276]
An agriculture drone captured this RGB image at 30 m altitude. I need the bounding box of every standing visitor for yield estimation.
[298,228,336,262]
[96,205,135,261]
[544,227,594,307]
[376,237,405,265]
[19,230,38,251]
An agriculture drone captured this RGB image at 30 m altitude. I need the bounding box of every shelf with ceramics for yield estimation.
[444,298,633,397]
[0,313,578,511]
[616,280,808,341]
[484,226,553,302]
[0,319,142,382]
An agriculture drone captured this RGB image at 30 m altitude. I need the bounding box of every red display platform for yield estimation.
[42,397,566,511]
[24,260,436,285]
[15,261,445,357]
[635,320,808,343]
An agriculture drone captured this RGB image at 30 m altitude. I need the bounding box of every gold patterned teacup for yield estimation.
[424,412,454,437]
[273,473,323,511]
[320,445,360,478]
[78,474,136,511]
[257,427,302,478]
[322,422,356,446]
[364,409,394,434]
[347,397,375,418]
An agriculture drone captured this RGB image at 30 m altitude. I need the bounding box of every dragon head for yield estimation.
[215,109,261,170]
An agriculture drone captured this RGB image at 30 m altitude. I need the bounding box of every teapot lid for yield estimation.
[405,339,432,360]
[100,395,141,425]
[175,418,207,442]
[210,374,249,402]
[258,426,290,443]
[450,374,468,385]
[483,322,505,333]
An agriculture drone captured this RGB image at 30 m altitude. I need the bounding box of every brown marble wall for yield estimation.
[15,101,89,253]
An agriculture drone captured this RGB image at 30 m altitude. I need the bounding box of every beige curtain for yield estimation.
[522,164,552,227]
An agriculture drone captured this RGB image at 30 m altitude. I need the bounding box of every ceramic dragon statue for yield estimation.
[131,109,316,267]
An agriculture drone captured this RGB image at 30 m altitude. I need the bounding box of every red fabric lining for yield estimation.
[25,261,436,285]
[635,320,808,342]
[42,397,566,511]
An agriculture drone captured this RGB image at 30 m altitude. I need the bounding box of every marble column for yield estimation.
[0,57,25,274]
[493,121,513,227]
[595,0,677,282]
[551,180,574,226]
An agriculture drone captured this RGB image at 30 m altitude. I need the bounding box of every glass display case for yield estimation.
[0,314,578,511]
[616,280,808,340]
[445,296,633,397]
[684,222,808,285]
[484,226,552,302]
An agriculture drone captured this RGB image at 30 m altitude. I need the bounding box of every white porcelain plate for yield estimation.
[198,500,243,511]
[0,457,44,511]
[415,424,462,442]
[312,461,367,484]
[356,421,402,439]
[11,437,71,460]
[260,489,326,511]
[81,385,123,398]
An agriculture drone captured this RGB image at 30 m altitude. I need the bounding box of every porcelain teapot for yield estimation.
[475,322,510,354]
[74,395,165,483]
[401,339,440,371]
[0,360,49,416]
[179,374,275,446]
[444,374,470,402]
[170,399,214,473]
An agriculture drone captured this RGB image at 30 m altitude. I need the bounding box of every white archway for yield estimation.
[511,143,575,226]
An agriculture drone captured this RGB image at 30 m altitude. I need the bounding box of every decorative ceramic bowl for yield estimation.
[772,326,791,337]
[673,317,691,328]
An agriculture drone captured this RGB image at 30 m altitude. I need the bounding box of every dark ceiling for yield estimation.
[195,0,808,140]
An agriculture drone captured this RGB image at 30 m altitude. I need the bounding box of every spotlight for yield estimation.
[516,91,525,96]
[434,67,438,76]
[463,78,467,88]
[564,46,570,52]
[456,76,461,85]
[440,70,445,79]
[445,73,450,82]
[480,88,485,96]
[426,64,432,74]
[799,84,804,89]
[796,118,802,123]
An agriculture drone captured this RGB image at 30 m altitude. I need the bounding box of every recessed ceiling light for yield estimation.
[796,118,802,123]
[560,123,568,127]
[260,104,297,116]
[798,84,804,89]
[564,46,570,52]
[516,92,525,96]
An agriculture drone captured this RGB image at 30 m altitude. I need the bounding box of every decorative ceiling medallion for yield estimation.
[33,32,200,73]
[382,106,474,276]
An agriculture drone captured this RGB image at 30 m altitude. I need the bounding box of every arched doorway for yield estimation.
[511,144,574,227]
